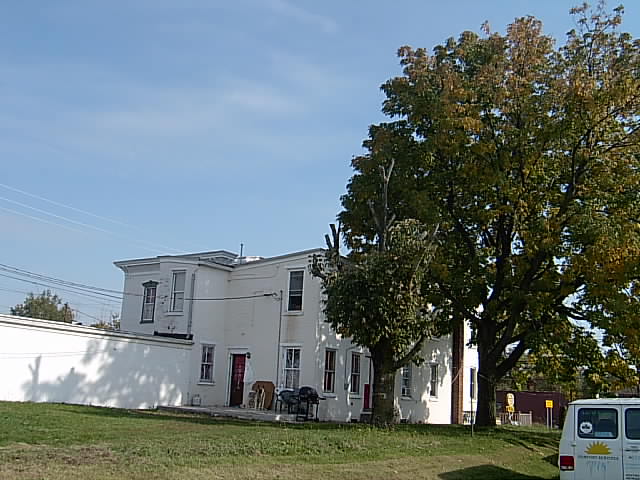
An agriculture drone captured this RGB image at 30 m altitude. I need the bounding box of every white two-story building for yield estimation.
[115,248,478,423]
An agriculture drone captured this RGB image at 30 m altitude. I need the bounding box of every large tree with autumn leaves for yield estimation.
[339,3,640,426]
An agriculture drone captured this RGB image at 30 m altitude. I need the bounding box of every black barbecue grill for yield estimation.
[296,386,321,422]
[277,389,299,413]
[276,386,322,421]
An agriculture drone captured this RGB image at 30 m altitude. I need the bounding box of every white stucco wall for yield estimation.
[119,262,160,336]
[462,323,479,415]
[185,265,232,406]
[0,314,192,409]
[219,253,323,407]
[394,336,453,424]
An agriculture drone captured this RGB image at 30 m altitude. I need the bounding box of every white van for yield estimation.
[559,398,640,479]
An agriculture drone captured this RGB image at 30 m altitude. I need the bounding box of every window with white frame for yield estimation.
[200,344,215,383]
[401,365,412,397]
[287,270,304,311]
[170,271,186,312]
[141,281,157,323]
[323,349,336,393]
[430,364,439,397]
[350,353,361,394]
[470,367,477,399]
[284,347,301,389]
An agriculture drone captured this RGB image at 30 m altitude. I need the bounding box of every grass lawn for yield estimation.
[0,402,560,480]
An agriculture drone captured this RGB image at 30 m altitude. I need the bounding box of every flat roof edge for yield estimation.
[0,314,193,346]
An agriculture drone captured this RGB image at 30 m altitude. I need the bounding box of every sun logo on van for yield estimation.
[585,442,612,455]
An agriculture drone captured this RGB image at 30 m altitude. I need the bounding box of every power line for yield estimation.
[68,301,120,307]
[0,195,173,255]
[0,269,124,300]
[73,308,105,323]
[0,204,87,236]
[0,262,279,303]
[0,195,118,236]
[0,263,127,297]
[0,286,119,311]
[0,183,185,253]
[186,293,277,301]
[0,272,124,301]
[1,182,142,231]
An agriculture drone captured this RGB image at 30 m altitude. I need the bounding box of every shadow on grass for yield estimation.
[493,426,560,450]
[56,403,284,429]
[401,424,559,449]
[38,403,566,445]
[439,465,558,480]
[543,453,558,467]
[70,404,562,434]
[55,403,369,432]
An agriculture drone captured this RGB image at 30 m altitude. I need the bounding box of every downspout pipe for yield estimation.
[186,270,196,339]
[184,269,197,405]
[275,289,283,389]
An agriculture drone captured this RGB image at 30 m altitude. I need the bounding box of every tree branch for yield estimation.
[433,279,482,324]
[393,331,430,370]
[496,337,529,379]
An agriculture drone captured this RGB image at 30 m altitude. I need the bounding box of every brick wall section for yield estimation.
[496,390,568,425]
[450,321,465,424]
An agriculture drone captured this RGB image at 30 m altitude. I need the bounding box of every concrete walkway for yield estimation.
[158,405,300,423]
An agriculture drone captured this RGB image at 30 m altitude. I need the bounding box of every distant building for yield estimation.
[497,390,567,426]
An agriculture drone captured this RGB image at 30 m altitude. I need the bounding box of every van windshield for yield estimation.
[577,408,618,439]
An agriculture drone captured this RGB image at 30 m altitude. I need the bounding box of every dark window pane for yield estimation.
[626,409,640,439]
[288,294,302,311]
[288,271,304,311]
[401,366,411,397]
[430,364,438,397]
[578,408,618,439]
[289,271,304,290]
[141,285,156,322]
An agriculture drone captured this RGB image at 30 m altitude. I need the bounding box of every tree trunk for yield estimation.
[475,345,498,427]
[371,344,397,426]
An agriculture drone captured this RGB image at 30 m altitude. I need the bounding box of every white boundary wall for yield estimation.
[0,315,192,409]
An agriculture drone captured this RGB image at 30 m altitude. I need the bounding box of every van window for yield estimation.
[577,408,618,439]
[626,409,640,439]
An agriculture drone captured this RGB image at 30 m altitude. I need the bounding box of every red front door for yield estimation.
[363,384,371,410]
[229,354,246,406]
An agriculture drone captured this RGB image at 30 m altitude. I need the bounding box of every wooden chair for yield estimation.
[256,387,266,410]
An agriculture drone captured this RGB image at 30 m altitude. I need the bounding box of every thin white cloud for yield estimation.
[0,56,357,179]
[267,50,356,95]
[0,61,305,133]
[223,80,303,115]
[263,0,338,34]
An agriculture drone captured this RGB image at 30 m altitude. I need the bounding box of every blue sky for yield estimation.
[1,1,638,323]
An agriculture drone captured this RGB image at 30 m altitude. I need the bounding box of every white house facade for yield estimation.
[115,248,479,424]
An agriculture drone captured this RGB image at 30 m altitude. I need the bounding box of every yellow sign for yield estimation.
[506,405,515,413]
[545,400,553,408]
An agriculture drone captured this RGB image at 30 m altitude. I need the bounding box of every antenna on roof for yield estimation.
[240,243,244,257]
